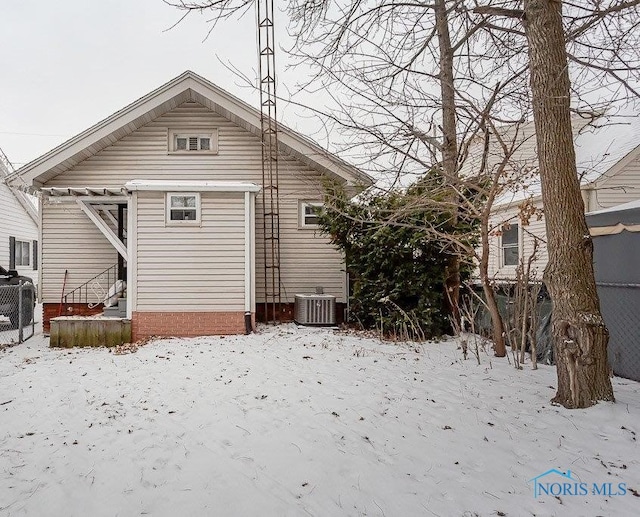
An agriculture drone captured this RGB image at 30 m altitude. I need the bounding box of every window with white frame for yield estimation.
[299,201,324,228]
[166,193,201,225]
[501,223,519,266]
[168,129,218,154]
[15,240,30,266]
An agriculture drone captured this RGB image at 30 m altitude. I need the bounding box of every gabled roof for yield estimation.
[582,107,640,189]
[8,71,373,189]
[467,108,640,209]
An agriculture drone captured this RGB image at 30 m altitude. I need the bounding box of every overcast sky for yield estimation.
[0,0,319,169]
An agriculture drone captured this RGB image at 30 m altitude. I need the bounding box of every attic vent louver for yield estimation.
[169,129,219,154]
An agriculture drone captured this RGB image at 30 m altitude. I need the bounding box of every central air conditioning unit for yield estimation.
[294,294,336,325]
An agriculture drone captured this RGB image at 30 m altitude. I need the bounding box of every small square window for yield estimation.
[166,193,201,225]
[300,201,324,228]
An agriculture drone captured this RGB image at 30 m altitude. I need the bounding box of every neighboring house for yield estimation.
[0,151,39,281]
[8,71,373,339]
[483,111,640,280]
[586,200,640,381]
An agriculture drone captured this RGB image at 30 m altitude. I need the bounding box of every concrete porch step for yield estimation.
[102,298,127,318]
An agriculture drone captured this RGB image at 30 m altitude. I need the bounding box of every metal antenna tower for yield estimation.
[0,147,38,224]
[257,0,282,323]
[0,147,14,177]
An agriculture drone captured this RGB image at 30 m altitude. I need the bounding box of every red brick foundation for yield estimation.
[43,302,104,333]
[256,302,346,324]
[255,303,295,323]
[132,311,250,341]
[45,302,347,338]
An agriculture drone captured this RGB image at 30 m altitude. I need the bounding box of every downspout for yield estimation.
[38,195,43,302]
[244,191,253,334]
[581,186,593,213]
[126,193,135,320]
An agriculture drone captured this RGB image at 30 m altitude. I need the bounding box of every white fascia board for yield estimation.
[10,70,373,189]
[12,85,189,186]
[278,131,367,185]
[188,78,374,187]
[125,180,261,193]
[189,78,260,128]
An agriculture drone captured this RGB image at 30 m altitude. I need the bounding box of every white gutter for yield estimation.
[125,180,260,193]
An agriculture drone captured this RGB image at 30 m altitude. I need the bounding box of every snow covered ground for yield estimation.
[1,325,638,517]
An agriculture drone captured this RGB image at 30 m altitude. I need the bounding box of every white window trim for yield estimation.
[299,201,324,229]
[500,223,520,267]
[15,239,31,267]
[166,192,201,226]
[168,128,219,154]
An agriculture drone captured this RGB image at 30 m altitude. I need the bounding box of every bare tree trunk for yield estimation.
[479,214,507,356]
[435,0,461,330]
[519,245,537,365]
[519,271,529,365]
[523,0,614,408]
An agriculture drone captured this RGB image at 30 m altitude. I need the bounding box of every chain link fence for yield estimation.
[597,283,640,382]
[0,282,36,346]
[472,282,640,381]
[471,284,554,364]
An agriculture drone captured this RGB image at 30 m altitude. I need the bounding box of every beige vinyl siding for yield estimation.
[481,124,640,282]
[487,205,519,279]
[135,191,246,311]
[523,216,548,275]
[486,202,547,280]
[46,101,346,302]
[255,185,345,302]
[0,182,38,279]
[590,152,640,209]
[41,200,117,303]
[486,153,640,281]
